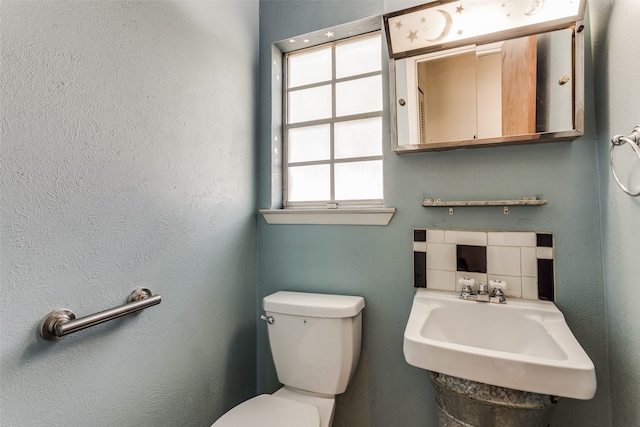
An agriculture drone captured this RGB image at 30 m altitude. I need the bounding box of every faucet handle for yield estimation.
[489,280,507,295]
[459,277,476,292]
[459,277,476,300]
[489,280,507,304]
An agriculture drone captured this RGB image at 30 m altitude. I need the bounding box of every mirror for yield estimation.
[385,1,585,152]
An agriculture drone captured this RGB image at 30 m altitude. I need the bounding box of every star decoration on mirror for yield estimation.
[407,30,419,42]
[525,0,545,16]
[456,5,464,14]
[395,20,403,29]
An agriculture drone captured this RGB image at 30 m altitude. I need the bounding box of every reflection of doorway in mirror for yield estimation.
[419,50,477,143]
[398,26,579,151]
[476,42,503,139]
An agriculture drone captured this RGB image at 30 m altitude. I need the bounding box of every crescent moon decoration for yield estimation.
[525,0,545,16]
[424,9,453,43]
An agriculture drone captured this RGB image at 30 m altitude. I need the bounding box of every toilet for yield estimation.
[212,291,365,427]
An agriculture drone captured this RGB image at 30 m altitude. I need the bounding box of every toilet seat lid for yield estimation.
[212,394,320,427]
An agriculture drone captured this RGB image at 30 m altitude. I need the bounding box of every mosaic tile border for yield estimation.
[413,229,555,301]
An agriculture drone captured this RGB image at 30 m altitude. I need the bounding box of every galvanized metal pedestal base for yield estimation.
[428,371,558,427]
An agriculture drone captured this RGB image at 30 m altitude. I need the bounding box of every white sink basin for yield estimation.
[403,289,596,399]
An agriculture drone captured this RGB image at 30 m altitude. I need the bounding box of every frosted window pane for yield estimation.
[335,160,383,200]
[288,125,331,163]
[335,118,382,159]
[336,34,381,78]
[336,76,382,117]
[288,85,332,124]
[288,46,332,88]
[288,165,330,202]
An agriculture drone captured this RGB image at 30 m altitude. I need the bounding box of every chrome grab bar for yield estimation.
[40,288,161,340]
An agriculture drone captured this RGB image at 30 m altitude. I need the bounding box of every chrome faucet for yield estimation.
[458,278,507,304]
[476,282,490,302]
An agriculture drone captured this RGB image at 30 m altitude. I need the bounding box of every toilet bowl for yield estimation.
[211,393,319,427]
[212,291,365,427]
[213,387,333,427]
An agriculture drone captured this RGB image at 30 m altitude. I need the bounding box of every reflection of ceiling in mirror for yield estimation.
[388,0,581,55]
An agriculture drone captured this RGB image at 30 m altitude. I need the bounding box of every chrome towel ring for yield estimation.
[610,126,640,196]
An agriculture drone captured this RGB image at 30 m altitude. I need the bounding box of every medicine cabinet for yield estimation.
[384,0,586,152]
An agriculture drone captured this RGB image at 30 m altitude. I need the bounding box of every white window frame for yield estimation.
[284,33,384,209]
[259,17,395,226]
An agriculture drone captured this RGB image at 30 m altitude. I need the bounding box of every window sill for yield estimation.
[259,208,396,225]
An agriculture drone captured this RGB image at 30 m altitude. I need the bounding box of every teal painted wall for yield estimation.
[2,1,632,426]
[591,0,640,425]
[258,1,612,426]
[1,2,258,425]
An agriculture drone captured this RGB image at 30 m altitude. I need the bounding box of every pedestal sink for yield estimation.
[404,289,596,426]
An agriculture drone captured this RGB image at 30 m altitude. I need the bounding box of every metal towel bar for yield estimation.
[40,288,161,340]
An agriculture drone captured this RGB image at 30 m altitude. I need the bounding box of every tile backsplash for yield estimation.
[413,229,555,301]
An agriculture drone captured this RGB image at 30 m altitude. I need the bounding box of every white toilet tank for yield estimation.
[263,291,365,396]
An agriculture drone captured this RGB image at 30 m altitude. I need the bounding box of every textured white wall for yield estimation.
[591,0,640,425]
[1,1,258,425]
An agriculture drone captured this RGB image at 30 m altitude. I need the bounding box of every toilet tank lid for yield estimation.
[263,291,365,318]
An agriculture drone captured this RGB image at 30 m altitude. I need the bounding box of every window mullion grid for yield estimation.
[288,155,383,167]
[285,70,381,93]
[282,32,384,208]
[286,110,382,129]
[330,43,337,204]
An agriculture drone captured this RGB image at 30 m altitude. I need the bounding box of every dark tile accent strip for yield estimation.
[414,229,426,242]
[536,233,553,247]
[537,259,555,301]
[414,251,426,288]
[456,245,487,273]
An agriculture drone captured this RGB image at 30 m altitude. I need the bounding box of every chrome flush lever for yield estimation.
[260,314,275,324]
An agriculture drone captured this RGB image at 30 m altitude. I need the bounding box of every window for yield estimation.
[284,32,383,208]
[260,21,395,225]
